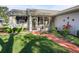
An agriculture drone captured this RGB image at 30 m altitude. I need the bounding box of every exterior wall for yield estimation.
[9,16,17,28]
[16,23,28,28]
[54,12,79,35]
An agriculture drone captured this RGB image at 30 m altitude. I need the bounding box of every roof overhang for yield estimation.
[8,9,59,16]
[55,5,79,16]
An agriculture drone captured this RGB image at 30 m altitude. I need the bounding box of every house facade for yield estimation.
[7,5,79,35]
[8,9,58,32]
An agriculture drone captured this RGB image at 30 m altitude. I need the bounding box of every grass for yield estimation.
[65,35,79,46]
[57,31,79,46]
[0,33,69,53]
[20,34,69,53]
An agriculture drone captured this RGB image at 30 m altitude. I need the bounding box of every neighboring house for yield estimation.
[7,5,79,35]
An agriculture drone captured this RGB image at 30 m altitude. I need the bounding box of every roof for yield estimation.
[56,5,79,16]
[8,9,59,16]
[8,9,26,16]
[27,9,59,16]
[8,5,79,16]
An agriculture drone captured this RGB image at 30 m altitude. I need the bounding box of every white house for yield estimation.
[8,9,58,32]
[7,5,79,35]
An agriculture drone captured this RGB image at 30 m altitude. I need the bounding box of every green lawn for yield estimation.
[0,33,69,53]
[57,31,79,46]
[65,35,79,46]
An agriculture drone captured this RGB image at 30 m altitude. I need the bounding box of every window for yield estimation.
[16,16,27,24]
[38,17,43,25]
[0,20,3,23]
[19,20,25,23]
[72,19,75,21]
[63,19,65,22]
[67,17,69,19]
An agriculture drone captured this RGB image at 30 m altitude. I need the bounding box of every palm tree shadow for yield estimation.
[20,40,36,53]
[0,27,22,53]
[0,37,5,53]
[4,34,14,53]
[0,34,14,53]
[19,39,53,53]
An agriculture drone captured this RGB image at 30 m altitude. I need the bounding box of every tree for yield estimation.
[0,6,8,23]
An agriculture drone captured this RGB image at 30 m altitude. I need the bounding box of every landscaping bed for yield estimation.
[57,31,79,46]
[64,35,79,46]
[0,33,69,53]
[51,28,79,47]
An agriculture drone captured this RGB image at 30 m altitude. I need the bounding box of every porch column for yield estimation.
[48,16,51,31]
[28,15,32,32]
[36,17,38,30]
[43,16,45,30]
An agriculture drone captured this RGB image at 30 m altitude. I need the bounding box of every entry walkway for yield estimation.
[32,31,79,53]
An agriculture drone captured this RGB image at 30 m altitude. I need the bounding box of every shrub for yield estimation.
[62,28,69,36]
[50,26,62,38]
[51,26,57,33]
[62,22,71,36]
[3,23,22,34]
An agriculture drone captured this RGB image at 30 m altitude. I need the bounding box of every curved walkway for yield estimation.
[32,31,79,53]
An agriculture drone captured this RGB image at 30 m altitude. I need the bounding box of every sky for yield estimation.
[6,5,76,11]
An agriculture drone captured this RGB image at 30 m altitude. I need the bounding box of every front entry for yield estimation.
[32,16,50,32]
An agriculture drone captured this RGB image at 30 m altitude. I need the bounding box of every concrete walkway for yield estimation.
[32,31,79,53]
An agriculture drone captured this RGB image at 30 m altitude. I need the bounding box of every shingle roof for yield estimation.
[27,9,59,16]
[56,5,79,15]
[8,9,59,16]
